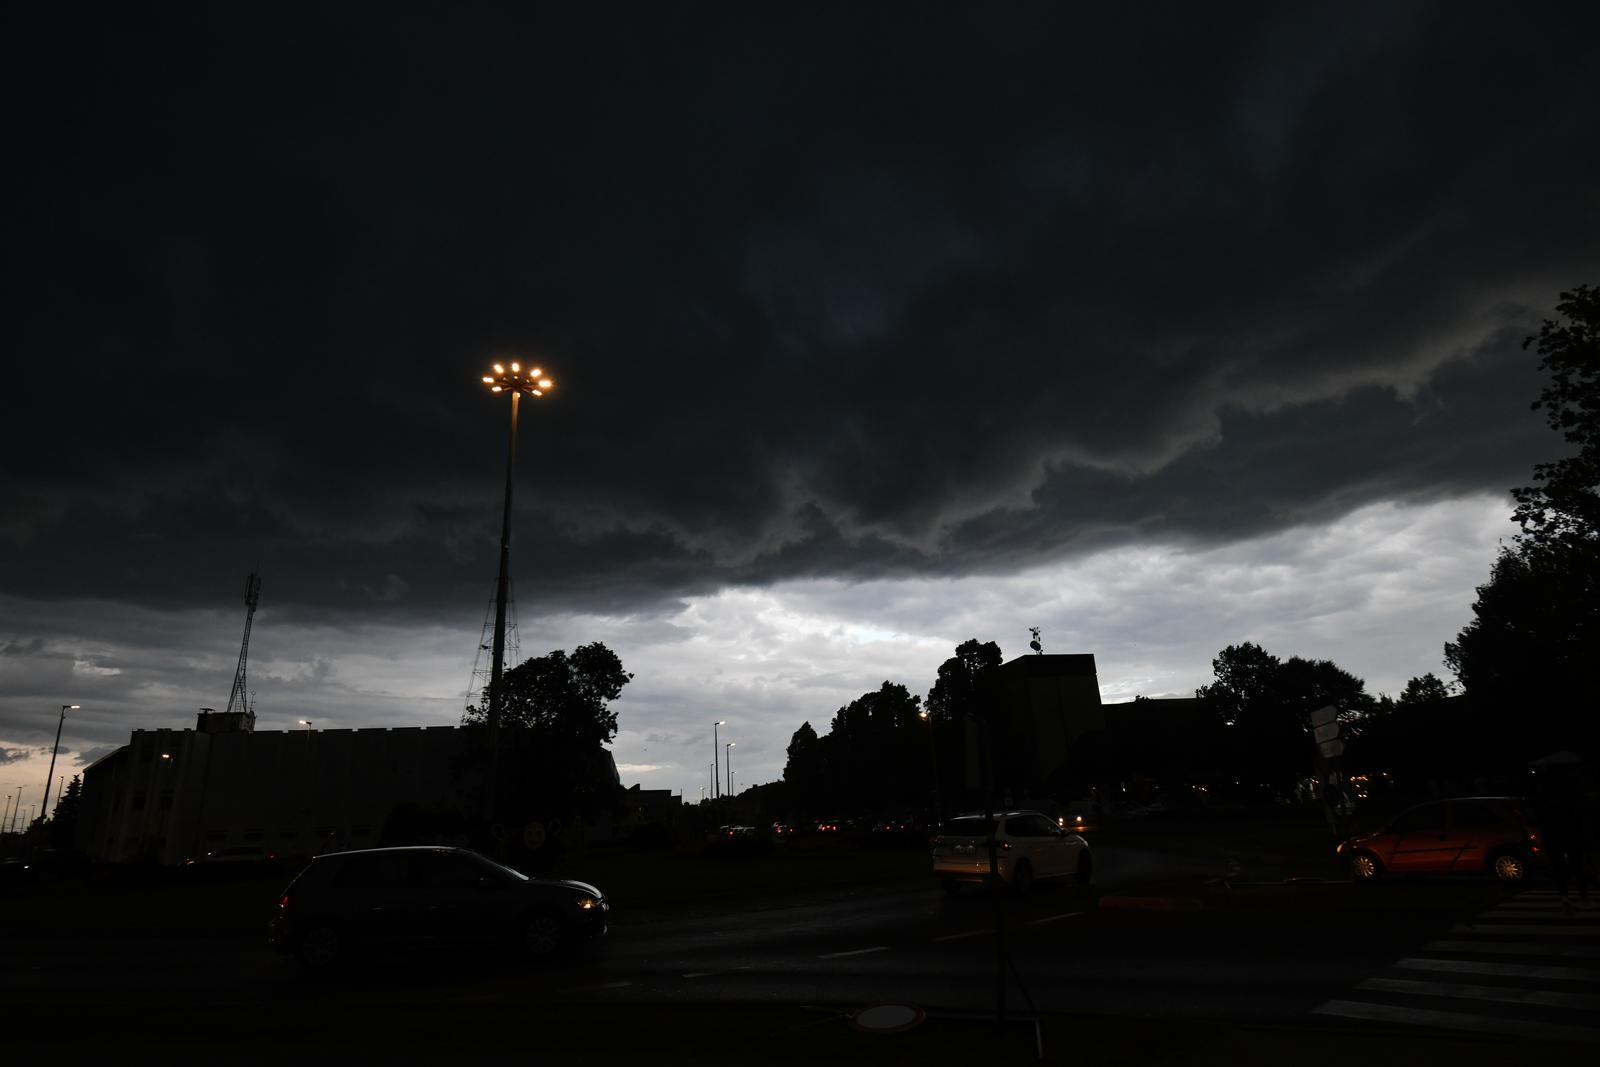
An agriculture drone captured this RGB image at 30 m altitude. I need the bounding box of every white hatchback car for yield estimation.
[933,810,1092,895]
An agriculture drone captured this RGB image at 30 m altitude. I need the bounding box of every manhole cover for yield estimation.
[849,1004,926,1034]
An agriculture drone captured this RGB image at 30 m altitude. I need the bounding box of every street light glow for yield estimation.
[482,361,555,399]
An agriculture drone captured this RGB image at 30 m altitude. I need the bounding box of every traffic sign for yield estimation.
[1319,739,1345,759]
[1309,705,1339,729]
[1313,722,1340,744]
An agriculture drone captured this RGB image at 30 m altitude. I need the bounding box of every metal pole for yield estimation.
[712,722,721,799]
[725,743,733,801]
[487,389,521,825]
[8,788,22,833]
[40,705,72,831]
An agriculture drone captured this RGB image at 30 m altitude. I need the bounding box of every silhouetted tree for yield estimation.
[1511,284,1600,555]
[925,639,1004,807]
[1197,643,1375,799]
[462,642,633,827]
[1396,673,1452,709]
[48,774,82,849]
[1447,285,1599,759]
[782,721,825,820]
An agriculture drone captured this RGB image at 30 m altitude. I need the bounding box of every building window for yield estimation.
[243,829,264,842]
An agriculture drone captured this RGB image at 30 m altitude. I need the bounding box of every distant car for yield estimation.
[267,846,607,971]
[933,810,1092,896]
[1338,797,1543,884]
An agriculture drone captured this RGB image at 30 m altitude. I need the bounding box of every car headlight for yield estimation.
[577,896,598,910]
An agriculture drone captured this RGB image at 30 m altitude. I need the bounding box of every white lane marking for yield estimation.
[1395,957,1600,981]
[934,929,992,942]
[1024,912,1084,926]
[1488,908,1598,918]
[818,945,889,959]
[1357,976,1600,1011]
[1425,939,1600,957]
[1452,923,1600,936]
[1313,999,1600,1043]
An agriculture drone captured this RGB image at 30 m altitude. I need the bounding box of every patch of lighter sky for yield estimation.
[0,494,1513,807]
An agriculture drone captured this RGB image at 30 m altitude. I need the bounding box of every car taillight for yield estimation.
[1000,841,1011,851]
[278,894,290,909]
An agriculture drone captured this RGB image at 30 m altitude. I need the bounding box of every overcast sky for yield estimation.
[5,2,1596,813]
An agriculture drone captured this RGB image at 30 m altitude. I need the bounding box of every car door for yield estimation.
[331,851,412,944]
[1447,800,1504,873]
[1385,802,1452,872]
[409,850,508,945]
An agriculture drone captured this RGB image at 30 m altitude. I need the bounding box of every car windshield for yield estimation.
[470,851,529,882]
[941,816,996,837]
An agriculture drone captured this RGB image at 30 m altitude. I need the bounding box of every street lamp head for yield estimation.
[482,361,555,399]
[63,704,79,711]
[715,720,726,726]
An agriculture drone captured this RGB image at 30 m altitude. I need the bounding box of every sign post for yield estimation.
[1308,705,1352,842]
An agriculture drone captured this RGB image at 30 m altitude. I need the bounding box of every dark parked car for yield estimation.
[267,846,607,971]
[1338,796,1544,884]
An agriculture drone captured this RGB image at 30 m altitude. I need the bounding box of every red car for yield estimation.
[1338,796,1543,884]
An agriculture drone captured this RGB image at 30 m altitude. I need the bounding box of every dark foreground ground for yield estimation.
[4,818,1594,1063]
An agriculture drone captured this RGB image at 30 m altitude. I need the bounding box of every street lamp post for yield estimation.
[39,705,78,833]
[725,742,735,802]
[480,360,555,824]
[7,788,22,834]
[712,721,726,799]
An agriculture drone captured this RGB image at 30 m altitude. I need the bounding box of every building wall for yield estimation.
[79,724,474,864]
[986,653,1106,798]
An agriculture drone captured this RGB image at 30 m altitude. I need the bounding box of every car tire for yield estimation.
[939,879,962,897]
[1075,852,1093,887]
[295,924,345,972]
[1012,860,1033,896]
[1490,851,1528,884]
[521,912,565,958]
[1349,851,1383,883]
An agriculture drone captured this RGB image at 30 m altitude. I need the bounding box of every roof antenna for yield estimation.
[1028,626,1043,654]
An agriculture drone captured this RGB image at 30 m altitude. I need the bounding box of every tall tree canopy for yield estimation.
[1447,285,1599,759]
[1196,642,1374,798]
[461,642,633,825]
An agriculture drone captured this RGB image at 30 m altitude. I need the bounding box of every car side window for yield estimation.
[1005,817,1036,837]
[410,852,483,890]
[1391,804,1447,834]
[1451,802,1499,828]
[333,853,408,889]
[1025,815,1057,836]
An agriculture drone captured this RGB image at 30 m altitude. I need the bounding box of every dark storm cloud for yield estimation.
[8,2,1597,620]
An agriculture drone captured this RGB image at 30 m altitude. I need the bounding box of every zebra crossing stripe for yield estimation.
[1424,939,1600,957]
[1451,923,1600,936]
[1488,909,1599,918]
[1395,957,1600,981]
[1313,1000,1600,1043]
[1356,976,1600,1011]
